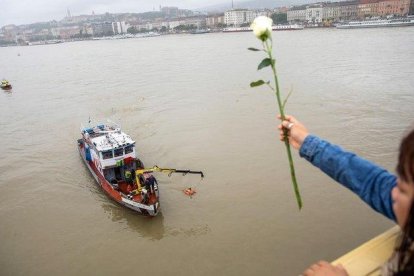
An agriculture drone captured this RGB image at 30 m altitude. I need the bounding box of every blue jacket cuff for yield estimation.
[299,135,320,160]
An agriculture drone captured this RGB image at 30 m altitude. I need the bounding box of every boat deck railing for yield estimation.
[331,226,400,275]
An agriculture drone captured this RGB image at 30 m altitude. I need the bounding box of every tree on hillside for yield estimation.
[173,24,197,32]
[271,13,288,24]
[127,26,139,34]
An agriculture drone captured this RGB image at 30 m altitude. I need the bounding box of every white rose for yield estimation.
[251,16,273,41]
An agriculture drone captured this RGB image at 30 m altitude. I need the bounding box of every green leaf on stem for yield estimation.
[250,80,266,87]
[257,58,274,70]
[247,47,261,51]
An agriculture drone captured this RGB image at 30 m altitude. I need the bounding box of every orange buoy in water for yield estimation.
[184,187,196,196]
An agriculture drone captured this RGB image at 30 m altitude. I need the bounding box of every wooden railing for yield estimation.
[331,226,400,275]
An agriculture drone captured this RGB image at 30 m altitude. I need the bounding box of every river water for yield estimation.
[0,27,413,275]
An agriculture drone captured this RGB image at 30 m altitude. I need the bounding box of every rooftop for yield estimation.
[91,130,135,152]
[82,123,135,152]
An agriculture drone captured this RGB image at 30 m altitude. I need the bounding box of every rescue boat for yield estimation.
[1,80,12,90]
[78,121,203,216]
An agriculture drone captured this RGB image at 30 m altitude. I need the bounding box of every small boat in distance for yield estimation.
[1,80,12,90]
[190,29,210,34]
[336,17,414,29]
[78,121,204,216]
[223,24,304,32]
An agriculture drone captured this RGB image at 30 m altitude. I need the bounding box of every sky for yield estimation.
[0,0,236,27]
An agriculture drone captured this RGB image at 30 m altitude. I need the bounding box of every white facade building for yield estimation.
[323,3,342,21]
[306,5,324,23]
[112,21,129,34]
[135,22,163,31]
[287,7,307,22]
[167,20,184,29]
[224,9,255,26]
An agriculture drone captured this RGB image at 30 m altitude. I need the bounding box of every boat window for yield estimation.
[125,145,134,154]
[114,148,124,157]
[102,150,113,159]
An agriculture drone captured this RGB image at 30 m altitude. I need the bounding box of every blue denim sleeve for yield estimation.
[299,135,396,221]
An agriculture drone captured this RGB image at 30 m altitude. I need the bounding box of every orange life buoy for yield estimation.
[184,188,196,196]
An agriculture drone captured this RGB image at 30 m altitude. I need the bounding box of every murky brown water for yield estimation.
[0,28,413,275]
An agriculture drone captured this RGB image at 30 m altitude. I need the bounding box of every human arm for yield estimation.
[278,116,397,221]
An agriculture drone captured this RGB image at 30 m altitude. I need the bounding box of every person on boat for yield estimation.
[141,187,149,204]
[278,115,414,275]
[130,169,136,181]
[124,170,132,184]
[144,175,157,194]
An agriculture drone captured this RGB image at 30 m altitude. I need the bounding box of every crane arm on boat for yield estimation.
[132,165,204,195]
[135,165,204,178]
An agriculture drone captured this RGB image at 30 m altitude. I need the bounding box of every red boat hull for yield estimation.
[78,142,160,216]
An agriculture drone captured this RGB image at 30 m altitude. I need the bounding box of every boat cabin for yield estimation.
[81,124,140,185]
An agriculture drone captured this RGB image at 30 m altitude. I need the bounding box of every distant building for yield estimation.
[1,25,18,41]
[306,4,325,23]
[206,14,225,27]
[255,10,274,18]
[163,19,182,29]
[61,13,105,24]
[378,0,411,16]
[112,21,129,34]
[177,9,194,17]
[18,29,33,41]
[339,1,358,20]
[131,22,148,32]
[183,16,207,28]
[54,26,81,39]
[358,0,380,18]
[82,24,94,36]
[287,0,411,22]
[273,7,289,13]
[146,21,163,30]
[92,22,113,36]
[323,2,342,21]
[161,6,179,18]
[224,9,255,26]
[133,20,165,31]
[287,5,307,22]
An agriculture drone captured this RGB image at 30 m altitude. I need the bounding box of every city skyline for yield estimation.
[0,0,242,27]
